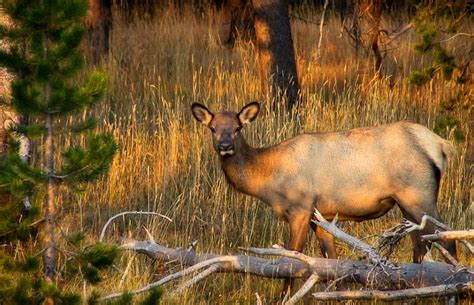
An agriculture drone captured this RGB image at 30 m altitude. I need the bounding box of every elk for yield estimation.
[191,101,457,294]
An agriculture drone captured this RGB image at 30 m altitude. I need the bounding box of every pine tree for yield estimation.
[0,0,118,303]
[407,1,470,142]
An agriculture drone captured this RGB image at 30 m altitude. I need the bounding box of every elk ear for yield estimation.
[238,102,260,125]
[191,103,214,126]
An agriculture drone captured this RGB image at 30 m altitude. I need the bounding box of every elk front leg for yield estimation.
[281,212,311,300]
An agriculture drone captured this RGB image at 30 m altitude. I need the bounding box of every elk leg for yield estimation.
[281,213,311,300]
[397,194,457,263]
[401,211,429,263]
[310,222,337,258]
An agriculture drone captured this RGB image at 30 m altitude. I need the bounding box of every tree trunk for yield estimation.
[369,0,383,74]
[42,35,56,285]
[251,0,300,111]
[0,109,8,159]
[0,109,10,207]
[43,113,56,284]
[222,0,254,46]
[85,0,112,62]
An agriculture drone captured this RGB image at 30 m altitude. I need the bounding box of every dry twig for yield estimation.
[99,211,172,242]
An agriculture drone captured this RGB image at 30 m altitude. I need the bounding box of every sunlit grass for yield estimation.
[57,5,474,303]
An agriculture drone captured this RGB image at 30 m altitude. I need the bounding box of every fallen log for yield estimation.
[98,237,474,301]
[99,211,473,303]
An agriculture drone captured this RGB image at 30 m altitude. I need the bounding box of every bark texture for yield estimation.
[251,0,299,111]
[85,0,112,61]
[42,35,56,284]
[119,238,474,290]
[368,0,383,73]
[223,0,254,46]
[43,113,56,283]
[0,109,8,159]
[312,284,473,301]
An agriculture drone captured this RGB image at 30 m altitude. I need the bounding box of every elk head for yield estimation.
[191,102,260,156]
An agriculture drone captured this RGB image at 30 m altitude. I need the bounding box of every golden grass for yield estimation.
[58,5,474,304]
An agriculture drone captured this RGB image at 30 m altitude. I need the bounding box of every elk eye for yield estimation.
[210,127,216,133]
[235,126,242,133]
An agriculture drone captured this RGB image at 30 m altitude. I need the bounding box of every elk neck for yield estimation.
[219,135,272,198]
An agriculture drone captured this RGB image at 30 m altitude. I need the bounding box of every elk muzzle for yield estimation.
[217,140,234,156]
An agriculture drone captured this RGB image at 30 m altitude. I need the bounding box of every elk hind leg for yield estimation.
[310,222,337,258]
[396,191,457,263]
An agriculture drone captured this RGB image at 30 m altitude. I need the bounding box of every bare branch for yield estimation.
[416,214,450,231]
[384,23,413,44]
[432,242,459,267]
[99,211,172,242]
[173,264,220,294]
[460,240,474,254]
[315,0,329,62]
[422,230,474,242]
[436,33,474,43]
[143,226,155,243]
[313,282,473,301]
[312,208,391,267]
[119,253,136,287]
[376,220,412,259]
[284,273,319,305]
[50,165,91,180]
[409,216,474,254]
[100,256,235,301]
[239,244,316,266]
[378,216,473,258]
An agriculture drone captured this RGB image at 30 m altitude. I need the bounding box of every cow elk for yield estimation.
[191,101,457,295]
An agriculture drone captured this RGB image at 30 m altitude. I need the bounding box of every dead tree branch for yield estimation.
[422,230,474,242]
[285,273,319,305]
[99,211,172,242]
[377,215,474,259]
[315,0,329,62]
[432,242,460,267]
[99,211,473,303]
[385,23,414,44]
[98,237,474,302]
[312,282,473,301]
[312,209,392,267]
[436,33,474,43]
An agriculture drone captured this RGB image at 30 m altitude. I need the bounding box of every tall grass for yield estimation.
[61,5,473,303]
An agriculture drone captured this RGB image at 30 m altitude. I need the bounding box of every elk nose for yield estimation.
[218,141,233,151]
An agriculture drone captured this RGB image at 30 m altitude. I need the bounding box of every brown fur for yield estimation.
[191,102,457,265]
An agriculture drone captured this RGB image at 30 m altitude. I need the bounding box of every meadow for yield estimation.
[59,4,472,303]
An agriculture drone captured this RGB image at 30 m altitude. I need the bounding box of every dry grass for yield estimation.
[55,5,474,304]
